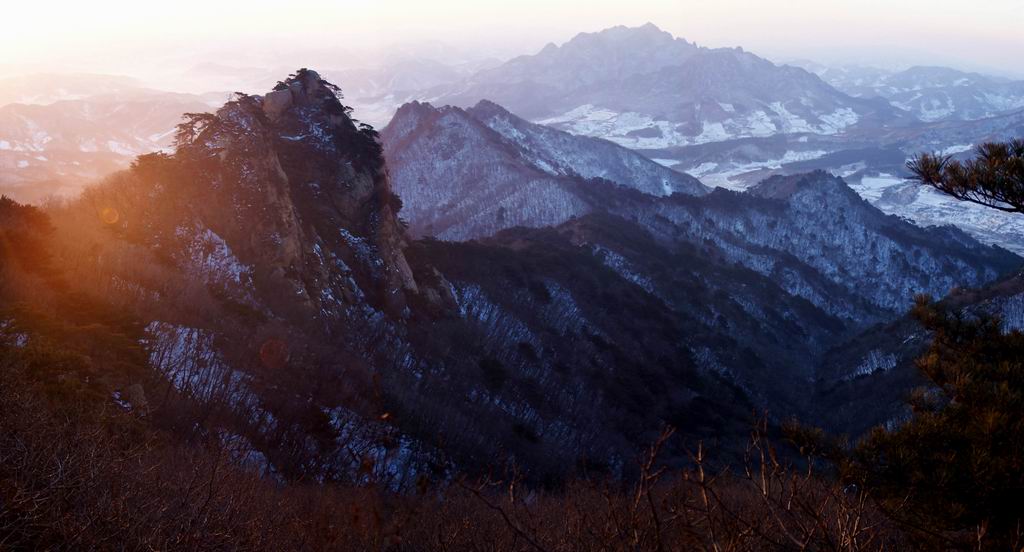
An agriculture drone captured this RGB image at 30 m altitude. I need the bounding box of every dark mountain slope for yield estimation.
[398,212,846,477]
[385,100,1021,324]
[814,271,1024,436]
[401,222,756,480]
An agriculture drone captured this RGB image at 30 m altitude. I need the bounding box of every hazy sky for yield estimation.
[3,0,1023,79]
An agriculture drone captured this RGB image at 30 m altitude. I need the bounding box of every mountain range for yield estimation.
[6,24,1024,259]
[4,69,1018,483]
[0,77,224,202]
[384,98,1017,320]
[800,63,1024,122]
[427,24,904,150]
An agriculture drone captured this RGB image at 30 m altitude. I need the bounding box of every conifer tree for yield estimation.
[908,139,1024,213]
[843,297,1024,549]
[813,142,1024,548]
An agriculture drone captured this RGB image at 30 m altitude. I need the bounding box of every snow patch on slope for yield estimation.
[539,102,859,150]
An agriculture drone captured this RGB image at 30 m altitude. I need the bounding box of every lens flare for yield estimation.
[99,207,120,225]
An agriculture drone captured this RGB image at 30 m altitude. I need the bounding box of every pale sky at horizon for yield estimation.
[3,0,1023,80]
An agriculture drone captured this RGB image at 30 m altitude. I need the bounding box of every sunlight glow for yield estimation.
[2,0,1022,76]
[99,207,120,225]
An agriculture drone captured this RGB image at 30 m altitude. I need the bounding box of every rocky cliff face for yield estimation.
[63,70,452,483]
[134,69,421,324]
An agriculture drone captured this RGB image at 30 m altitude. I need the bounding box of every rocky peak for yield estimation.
[391,99,437,119]
[266,70,324,113]
[142,69,422,325]
[748,171,861,203]
[480,24,699,94]
[384,100,447,146]
[568,22,688,51]
[466,99,510,120]
[568,23,694,62]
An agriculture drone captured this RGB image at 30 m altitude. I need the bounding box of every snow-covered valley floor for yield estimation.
[849,175,1024,254]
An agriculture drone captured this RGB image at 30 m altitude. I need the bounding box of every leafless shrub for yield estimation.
[0,342,912,551]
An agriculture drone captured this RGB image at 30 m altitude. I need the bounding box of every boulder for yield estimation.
[262,89,293,121]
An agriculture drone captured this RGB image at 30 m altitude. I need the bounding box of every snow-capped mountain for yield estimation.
[644,107,1024,251]
[428,24,901,149]
[383,96,1019,323]
[805,64,1024,122]
[381,99,706,240]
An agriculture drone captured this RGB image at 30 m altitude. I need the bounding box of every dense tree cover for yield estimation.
[848,298,1024,549]
[0,179,906,550]
[792,294,1024,549]
[780,141,1024,550]
[0,197,902,549]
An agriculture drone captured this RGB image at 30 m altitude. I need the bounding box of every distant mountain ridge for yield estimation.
[0,73,144,106]
[801,63,1024,122]
[428,23,903,149]
[0,83,225,202]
